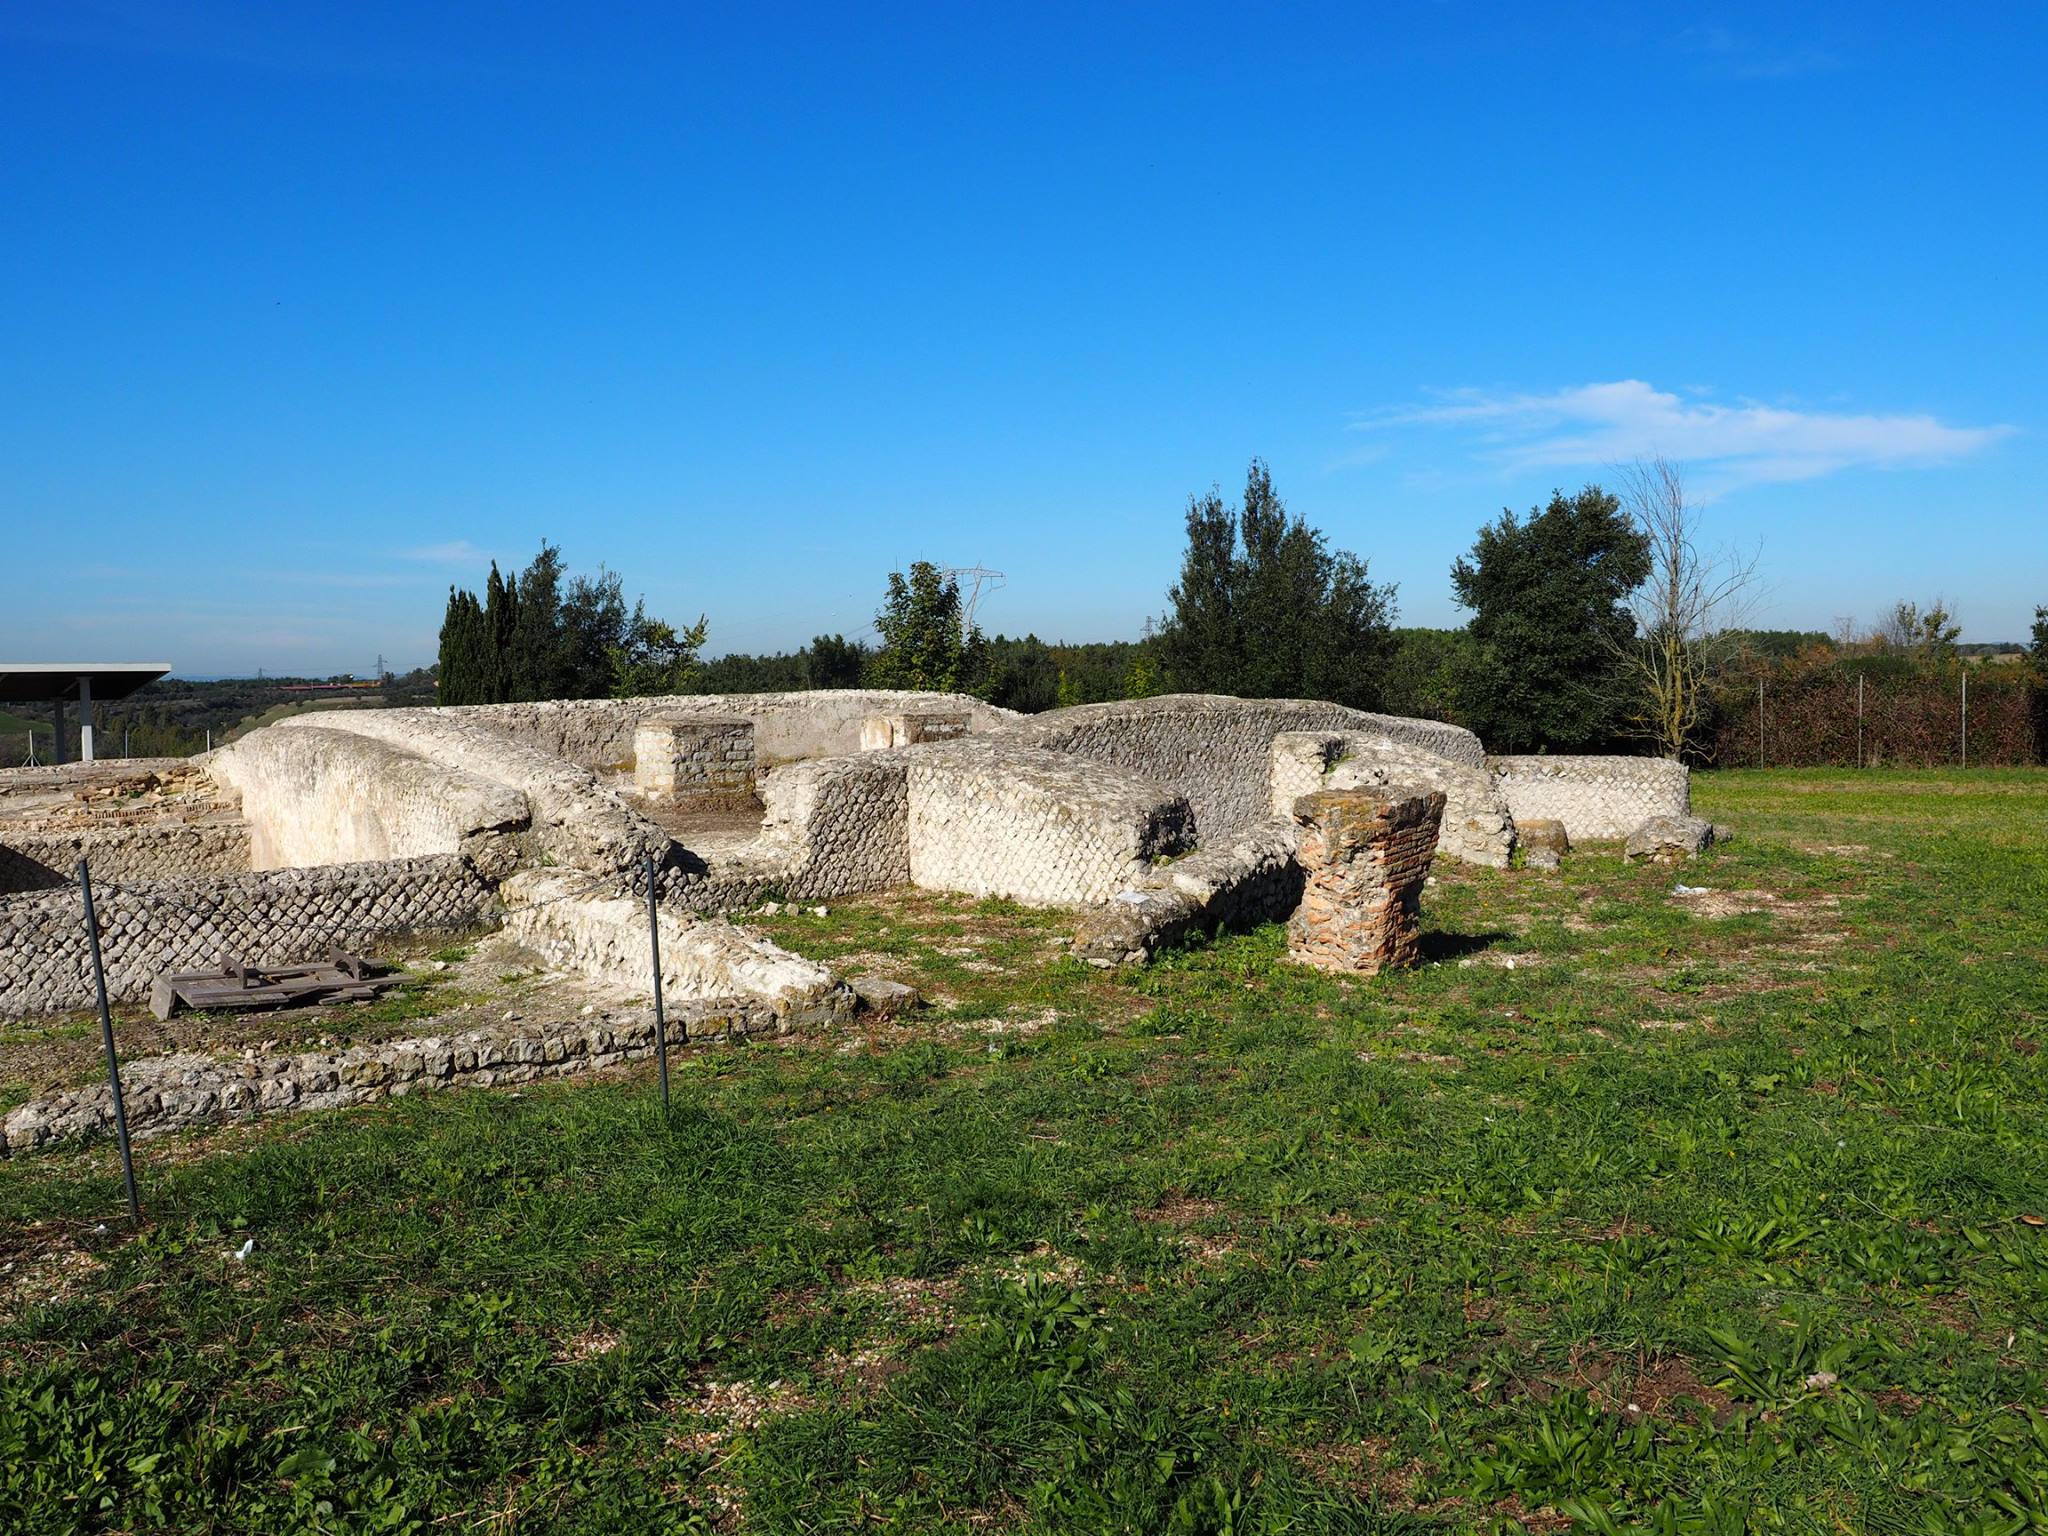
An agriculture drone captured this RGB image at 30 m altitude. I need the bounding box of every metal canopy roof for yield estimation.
[0,663,172,703]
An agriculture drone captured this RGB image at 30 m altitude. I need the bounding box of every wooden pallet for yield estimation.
[148,949,400,1020]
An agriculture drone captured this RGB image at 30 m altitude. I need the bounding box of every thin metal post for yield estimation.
[78,860,140,1223]
[1961,671,1969,768]
[1758,678,1765,769]
[1856,674,1864,768]
[645,851,671,1112]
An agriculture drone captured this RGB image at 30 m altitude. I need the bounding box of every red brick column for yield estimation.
[1286,788,1445,976]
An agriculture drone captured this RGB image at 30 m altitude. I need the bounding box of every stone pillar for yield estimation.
[633,715,758,810]
[1286,788,1444,976]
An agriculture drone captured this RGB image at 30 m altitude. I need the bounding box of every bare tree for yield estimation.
[1613,457,1761,760]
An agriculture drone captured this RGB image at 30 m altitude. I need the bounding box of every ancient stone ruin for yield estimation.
[1,690,1700,1150]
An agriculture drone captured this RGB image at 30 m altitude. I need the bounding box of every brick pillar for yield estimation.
[633,715,758,810]
[1286,788,1444,976]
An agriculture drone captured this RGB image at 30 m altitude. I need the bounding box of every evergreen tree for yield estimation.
[1157,459,1398,707]
[1449,486,1652,752]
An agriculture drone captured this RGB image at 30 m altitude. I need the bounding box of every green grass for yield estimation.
[2,768,2045,1533]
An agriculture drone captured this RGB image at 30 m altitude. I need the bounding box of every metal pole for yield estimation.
[1856,674,1864,769]
[78,860,140,1223]
[1961,671,1969,768]
[645,850,671,1113]
[1758,678,1765,769]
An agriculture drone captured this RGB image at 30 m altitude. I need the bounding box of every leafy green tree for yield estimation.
[1877,599,1963,670]
[609,608,708,697]
[1054,668,1081,709]
[2033,606,2048,672]
[866,562,986,694]
[1449,486,1651,752]
[1122,651,1160,700]
[1157,459,1398,707]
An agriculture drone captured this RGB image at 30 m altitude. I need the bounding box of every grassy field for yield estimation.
[3,768,2045,1533]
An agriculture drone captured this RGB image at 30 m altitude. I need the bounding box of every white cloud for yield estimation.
[398,540,490,564]
[1355,380,2013,496]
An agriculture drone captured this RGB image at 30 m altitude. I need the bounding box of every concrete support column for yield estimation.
[51,699,67,765]
[78,676,94,763]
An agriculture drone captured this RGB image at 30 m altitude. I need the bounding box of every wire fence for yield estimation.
[1706,671,2041,769]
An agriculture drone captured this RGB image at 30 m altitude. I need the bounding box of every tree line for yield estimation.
[430,466,2046,762]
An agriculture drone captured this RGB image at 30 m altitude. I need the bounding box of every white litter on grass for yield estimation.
[1672,884,1710,897]
[229,1238,255,1263]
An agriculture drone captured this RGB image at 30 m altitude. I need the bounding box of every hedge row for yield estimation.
[1704,672,2041,768]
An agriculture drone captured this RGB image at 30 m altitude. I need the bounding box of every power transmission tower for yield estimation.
[943,565,1006,639]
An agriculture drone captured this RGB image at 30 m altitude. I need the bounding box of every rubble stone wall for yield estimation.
[210,725,528,874]
[1269,732,1514,868]
[0,758,251,893]
[633,714,758,809]
[1487,755,1691,841]
[1004,695,1485,838]
[1286,789,1444,976]
[0,856,494,1018]
[905,741,1195,906]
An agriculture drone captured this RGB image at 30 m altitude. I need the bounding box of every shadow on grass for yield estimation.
[1419,928,1514,963]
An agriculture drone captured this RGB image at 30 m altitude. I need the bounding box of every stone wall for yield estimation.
[1286,789,1443,976]
[2,1003,770,1157]
[1269,732,1514,868]
[1004,695,1485,839]
[210,725,528,876]
[905,741,1195,906]
[0,824,250,894]
[0,857,494,1019]
[1487,755,1691,842]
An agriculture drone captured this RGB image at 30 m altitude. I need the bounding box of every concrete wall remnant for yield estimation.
[210,725,528,876]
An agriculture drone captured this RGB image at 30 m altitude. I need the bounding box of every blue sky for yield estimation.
[2,2,2042,676]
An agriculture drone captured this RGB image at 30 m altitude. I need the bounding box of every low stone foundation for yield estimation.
[1285,789,1443,976]
[0,1003,770,1157]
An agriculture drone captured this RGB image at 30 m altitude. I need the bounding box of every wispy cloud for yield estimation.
[1676,24,1844,80]
[398,540,490,565]
[1354,380,2013,496]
